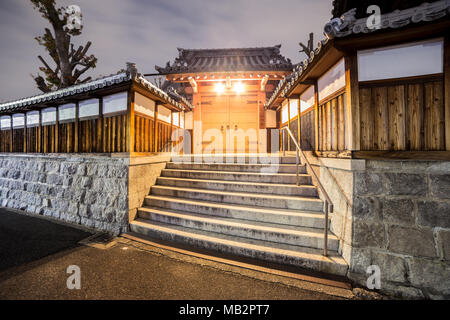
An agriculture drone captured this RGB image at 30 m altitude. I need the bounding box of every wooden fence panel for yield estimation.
[317,93,346,151]
[359,80,445,151]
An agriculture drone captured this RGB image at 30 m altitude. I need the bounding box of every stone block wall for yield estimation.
[350,160,450,299]
[128,154,170,222]
[0,154,129,234]
[316,158,450,299]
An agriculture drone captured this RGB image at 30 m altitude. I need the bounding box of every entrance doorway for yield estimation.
[200,94,259,154]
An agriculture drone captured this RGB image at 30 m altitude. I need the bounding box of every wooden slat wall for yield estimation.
[0,130,12,152]
[317,93,347,151]
[134,114,155,153]
[300,109,315,151]
[359,80,445,151]
[0,113,128,154]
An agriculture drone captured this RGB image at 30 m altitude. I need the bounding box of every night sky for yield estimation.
[0,0,333,102]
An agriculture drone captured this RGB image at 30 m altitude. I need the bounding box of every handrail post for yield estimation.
[324,201,329,256]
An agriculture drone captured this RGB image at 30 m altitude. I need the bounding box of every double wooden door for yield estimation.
[200,94,259,153]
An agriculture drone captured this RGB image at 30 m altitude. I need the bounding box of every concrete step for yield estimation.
[160,169,312,185]
[156,176,318,197]
[130,219,348,276]
[136,207,338,250]
[144,195,326,228]
[149,185,323,211]
[171,155,298,164]
[166,162,305,174]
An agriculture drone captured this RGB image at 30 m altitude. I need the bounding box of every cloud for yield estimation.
[0,0,333,102]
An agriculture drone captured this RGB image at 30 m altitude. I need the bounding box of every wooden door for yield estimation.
[200,94,259,154]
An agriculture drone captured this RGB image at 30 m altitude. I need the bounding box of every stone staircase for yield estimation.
[130,155,348,276]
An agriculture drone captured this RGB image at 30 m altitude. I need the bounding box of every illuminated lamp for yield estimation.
[233,81,245,94]
[214,82,225,94]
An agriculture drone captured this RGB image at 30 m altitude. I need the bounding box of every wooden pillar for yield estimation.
[23,114,27,153]
[98,97,104,153]
[287,98,291,151]
[314,81,319,151]
[297,96,301,148]
[126,90,135,153]
[55,106,59,153]
[154,102,159,153]
[444,35,450,150]
[345,53,361,151]
[38,111,42,153]
[74,102,79,153]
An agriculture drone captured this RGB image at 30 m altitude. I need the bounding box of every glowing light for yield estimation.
[214,82,225,94]
[233,81,245,94]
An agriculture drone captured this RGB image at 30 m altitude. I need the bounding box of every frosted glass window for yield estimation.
[318,58,345,101]
[358,39,443,81]
[300,86,315,113]
[12,114,25,128]
[103,92,127,115]
[185,111,193,130]
[281,102,288,124]
[42,107,56,125]
[172,112,180,127]
[79,98,99,119]
[157,105,171,123]
[289,99,298,120]
[134,92,155,117]
[0,116,11,129]
[180,112,185,129]
[58,103,76,122]
[26,111,40,127]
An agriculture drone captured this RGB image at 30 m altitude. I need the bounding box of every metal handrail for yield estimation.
[281,127,333,256]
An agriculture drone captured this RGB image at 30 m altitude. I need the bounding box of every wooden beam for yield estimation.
[297,97,301,147]
[353,151,450,161]
[74,102,79,153]
[344,54,360,151]
[188,77,198,93]
[260,75,269,92]
[445,35,450,150]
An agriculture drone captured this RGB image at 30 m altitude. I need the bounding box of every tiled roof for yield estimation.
[324,0,450,39]
[264,38,329,108]
[265,0,450,108]
[0,72,131,113]
[155,45,293,74]
[0,63,193,113]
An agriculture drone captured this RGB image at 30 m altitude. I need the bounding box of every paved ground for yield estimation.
[0,208,356,300]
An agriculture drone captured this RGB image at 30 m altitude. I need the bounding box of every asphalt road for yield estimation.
[0,208,352,300]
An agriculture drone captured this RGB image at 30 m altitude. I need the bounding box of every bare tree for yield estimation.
[299,33,314,58]
[30,0,98,92]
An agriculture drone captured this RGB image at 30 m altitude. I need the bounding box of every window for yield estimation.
[281,101,288,124]
[58,103,76,122]
[134,92,155,117]
[289,99,298,120]
[318,58,345,101]
[0,115,11,130]
[79,98,99,119]
[172,112,180,127]
[103,92,127,115]
[26,111,40,127]
[358,39,444,81]
[157,105,171,123]
[12,114,25,128]
[300,86,315,113]
[180,112,185,129]
[42,107,57,125]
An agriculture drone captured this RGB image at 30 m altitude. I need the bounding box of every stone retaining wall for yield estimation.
[0,154,129,234]
[317,157,450,299]
[350,160,450,299]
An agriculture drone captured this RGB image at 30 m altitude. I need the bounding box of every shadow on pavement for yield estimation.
[0,208,93,272]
